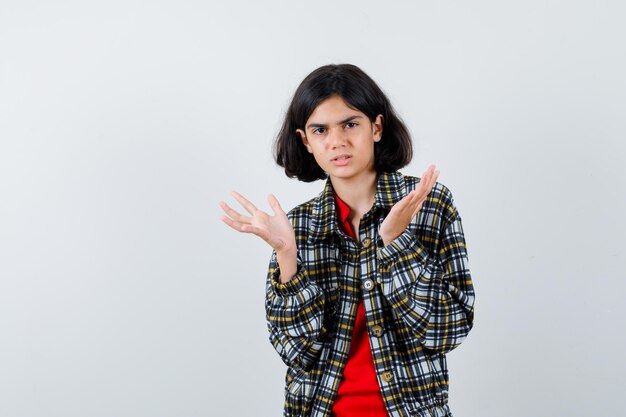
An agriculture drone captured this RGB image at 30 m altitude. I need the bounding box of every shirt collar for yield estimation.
[308,171,408,244]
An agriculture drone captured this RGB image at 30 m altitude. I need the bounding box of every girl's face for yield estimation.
[296,95,383,181]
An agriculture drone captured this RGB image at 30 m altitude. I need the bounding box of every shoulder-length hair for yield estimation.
[273,63,413,182]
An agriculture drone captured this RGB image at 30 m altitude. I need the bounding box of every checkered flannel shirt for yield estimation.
[265,171,475,417]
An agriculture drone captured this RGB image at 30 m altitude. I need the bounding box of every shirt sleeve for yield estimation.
[265,249,328,371]
[376,194,475,354]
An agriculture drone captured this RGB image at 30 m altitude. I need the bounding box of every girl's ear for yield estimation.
[373,114,384,142]
[296,128,313,153]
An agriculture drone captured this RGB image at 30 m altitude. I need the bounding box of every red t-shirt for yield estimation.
[330,191,389,417]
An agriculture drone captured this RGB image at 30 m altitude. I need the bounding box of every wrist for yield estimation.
[276,248,298,284]
[380,233,396,247]
[276,245,297,258]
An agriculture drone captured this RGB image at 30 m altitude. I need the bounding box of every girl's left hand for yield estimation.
[379,165,440,247]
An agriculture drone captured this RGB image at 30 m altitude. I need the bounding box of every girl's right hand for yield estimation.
[219,191,296,254]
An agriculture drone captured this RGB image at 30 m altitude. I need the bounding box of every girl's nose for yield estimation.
[328,128,348,148]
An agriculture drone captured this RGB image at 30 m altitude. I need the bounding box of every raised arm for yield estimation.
[377,199,475,354]
[220,192,327,369]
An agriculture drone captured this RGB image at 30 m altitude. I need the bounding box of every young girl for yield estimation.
[219,64,475,417]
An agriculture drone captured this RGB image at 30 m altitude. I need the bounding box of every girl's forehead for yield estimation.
[308,96,364,121]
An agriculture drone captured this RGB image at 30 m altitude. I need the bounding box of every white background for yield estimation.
[1,1,624,416]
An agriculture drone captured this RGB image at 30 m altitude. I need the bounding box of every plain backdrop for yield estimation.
[1,1,624,416]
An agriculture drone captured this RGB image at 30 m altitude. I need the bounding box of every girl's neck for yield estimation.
[330,169,378,219]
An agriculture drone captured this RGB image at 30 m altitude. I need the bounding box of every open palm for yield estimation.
[379,165,440,245]
[219,191,296,253]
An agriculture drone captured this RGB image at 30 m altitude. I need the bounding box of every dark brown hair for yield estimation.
[273,63,413,182]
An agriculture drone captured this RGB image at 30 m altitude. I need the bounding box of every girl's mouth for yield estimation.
[331,155,352,165]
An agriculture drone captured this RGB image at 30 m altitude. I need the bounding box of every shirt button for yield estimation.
[382,371,394,382]
[361,238,372,248]
[363,279,376,291]
[371,325,384,337]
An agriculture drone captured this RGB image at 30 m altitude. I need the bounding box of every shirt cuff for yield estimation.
[377,228,430,267]
[269,252,310,296]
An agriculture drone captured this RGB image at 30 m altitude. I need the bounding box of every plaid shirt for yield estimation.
[265,171,475,417]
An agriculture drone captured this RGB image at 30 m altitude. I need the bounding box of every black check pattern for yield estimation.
[265,171,475,417]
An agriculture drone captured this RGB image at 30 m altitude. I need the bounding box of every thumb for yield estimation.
[267,194,285,216]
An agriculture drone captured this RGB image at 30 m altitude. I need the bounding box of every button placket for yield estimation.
[363,279,376,291]
[382,371,394,383]
[371,325,384,337]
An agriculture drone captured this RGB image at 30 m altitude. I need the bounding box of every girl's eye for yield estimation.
[345,122,357,128]
[313,128,325,134]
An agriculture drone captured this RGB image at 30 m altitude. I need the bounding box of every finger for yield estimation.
[219,201,252,224]
[230,190,260,216]
[221,215,247,233]
[418,165,438,197]
[416,169,439,208]
[408,189,422,206]
[405,166,438,217]
[417,166,433,194]
[421,164,435,182]
[414,177,430,201]
[221,215,269,240]
[427,169,440,194]
[407,174,433,212]
[408,189,426,212]
[267,194,285,216]
[241,224,270,241]
[397,165,436,213]
[412,201,424,218]
[394,190,420,213]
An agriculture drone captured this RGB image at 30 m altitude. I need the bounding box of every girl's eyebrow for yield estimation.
[306,115,363,130]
